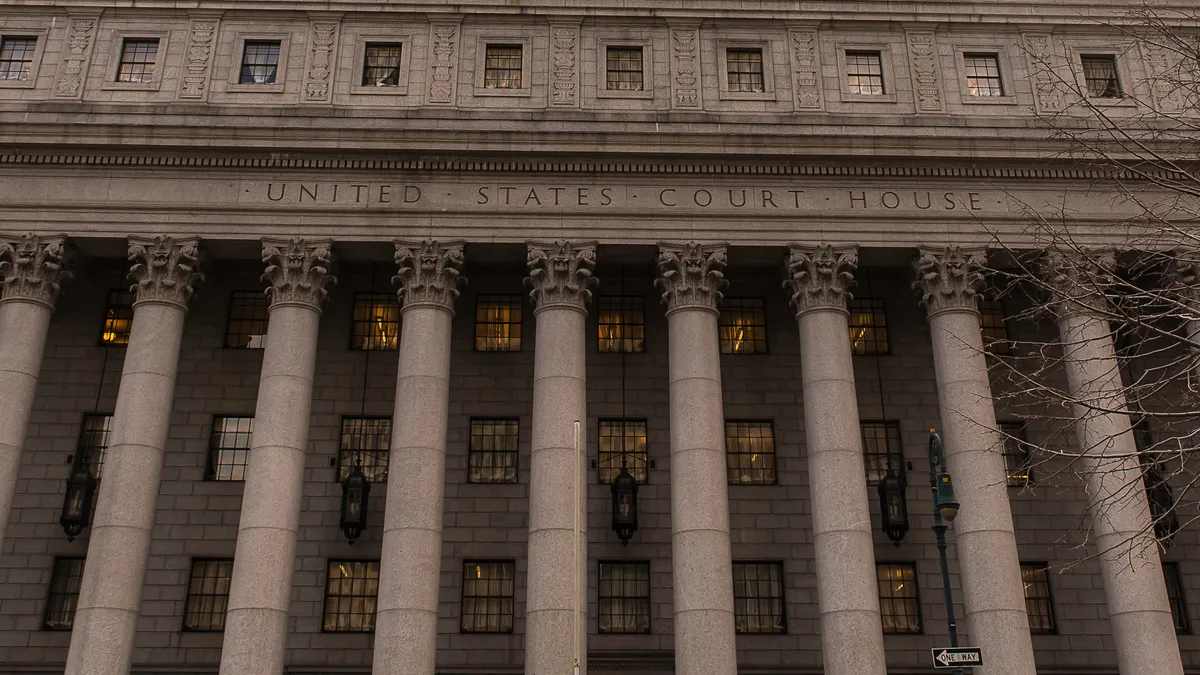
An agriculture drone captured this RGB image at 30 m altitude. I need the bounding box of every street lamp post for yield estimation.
[929,430,963,675]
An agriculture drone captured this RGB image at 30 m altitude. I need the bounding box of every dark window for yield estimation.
[963,53,1004,96]
[849,297,889,355]
[468,418,519,484]
[474,294,522,352]
[43,557,85,630]
[323,560,380,632]
[225,291,268,348]
[726,421,777,485]
[77,414,113,480]
[484,44,522,89]
[606,46,644,91]
[1020,563,1056,634]
[182,558,233,631]
[351,292,400,351]
[1081,55,1121,98]
[207,416,254,482]
[720,298,767,354]
[1164,562,1191,634]
[726,48,765,92]
[0,36,37,81]
[598,561,651,634]
[598,419,648,484]
[877,563,921,634]
[979,299,1011,354]
[461,561,515,633]
[999,421,1032,487]
[362,42,402,87]
[861,421,903,486]
[846,51,885,95]
[339,417,390,483]
[597,296,645,353]
[101,289,134,345]
[733,562,786,634]
[116,38,158,83]
[239,40,281,85]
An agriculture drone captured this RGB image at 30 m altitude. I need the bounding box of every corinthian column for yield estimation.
[1041,251,1183,675]
[374,240,465,675]
[655,242,737,675]
[784,245,885,675]
[66,236,201,675]
[0,234,68,559]
[220,239,335,675]
[524,240,596,675]
[913,246,1035,675]
[1169,255,1200,382]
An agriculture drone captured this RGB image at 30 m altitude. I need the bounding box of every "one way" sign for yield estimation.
[931,647,983,668]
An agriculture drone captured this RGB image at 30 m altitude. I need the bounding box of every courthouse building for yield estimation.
[0,1,1198,675]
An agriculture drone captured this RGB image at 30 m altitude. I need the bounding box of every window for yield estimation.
[239,41,281,85]
[77,414,113,480]
[468,418,519,484]
[597,296,645,353]
[979,299,1011,354]
[183,559,233,631]
[849,298,889,355]
[1020,563,1056,634]
[1081,55,1121,98]
[339,417,390,483]
[0,36,37,81]
[115,38,158,83]
[461,561,515,633]
[846,51,885,95]
[719,298,767,354]
[598,561,651,634]
[1164,562,1191,634]
[43,557,85,630]
[598,419,648,484]
[733,562,786,634]
[362,42,402,87]
[999,421,1032,487]
[861,421,903,486]
[323,560,380,632]
[351,293,400,350]
[474,294,522,352]
[101,289,134,345]
[225,291,268,348]
[484,44,522,89]
[726,48,765,93]
[726,421,777,485]
[606,46,644,91]
[963,53,1004,97]
[207,416,254,481]
[877,563,921,634]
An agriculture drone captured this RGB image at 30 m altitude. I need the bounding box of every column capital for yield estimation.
[262,238,336,311]
[525,240,598,312]
[913,245,987,318]
[394,239,465,312]
[1169,253,1200,297]
[128,235,202,309]
[655,242,728,314]
[785,243,857,317]
[0,233,70,308]
[1040,249,1117,318]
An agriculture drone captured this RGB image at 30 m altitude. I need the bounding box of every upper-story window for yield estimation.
[1081,54,1122,98]
[979,299,1012,354]
[849,298,889,354]
[43,557,85,630]
[240,41,281,85]
[225,291,268,348]
[597,296,645,353]
[351,292,400,351]
[362,43,402,87]
[0,36,37,81]
[606,46,644,91]
[116,38,159,83]
[484,44,523,89]
[474,294,522,352]
[845,51,885,95]
[719,298,767,354]
[726,48,765,93]
[963,53,1004,97]
[101,289,134,346]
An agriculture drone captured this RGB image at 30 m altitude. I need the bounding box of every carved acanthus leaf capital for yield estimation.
[913,246,987,317]
[1170,254,1200,302]
[784,244,857,316]
[0,234,70,307]
[394,239,465,311]
[1039,249,1117,318]
[655,242,728,313]
[128,236,202,308]
[261,238,336,310]
[525,241,598,311]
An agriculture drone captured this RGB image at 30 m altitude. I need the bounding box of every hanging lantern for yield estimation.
[877,470,909,544]
[1144,466,1180,546]
[339,459,371,544]
[60,463,96,541]
[611,465,639,543]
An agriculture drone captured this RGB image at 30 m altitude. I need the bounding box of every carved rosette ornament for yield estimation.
[261,238,335,310]
[655,242,728,314]
[784,244,857,317]
[0,234,70,308]
[913,246,986,317]
[525,241,598,312]
[394,239,466,311]
[1039,249,1117,319]
[127,236,202,308]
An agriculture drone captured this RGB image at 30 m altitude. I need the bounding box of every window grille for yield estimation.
[339,417,390,482]
[101,289,134,345]
[484,44,523,89]
[474,294,522,352]
[323,560,380,632]
[846,51,885,95]
[1164,562,1191,634]
[183,558,233,631]
[720,298,767,354]
[979,299,1011,354]
[725,421,777,485]
[1081,55,1121,98]
[598,561,651,633]
[598,419,648,484]
[468,418,519,484]
[606,46,644,91]
[208,416,254,481]
[733,562,786,634]
[461,561,515,633]
[77,414,113,480]
[1020,563,1057,634]
[116,38,158,83]
[0,36,37,80]
[225,291,268,348]
[877,563,921,633]
[351,292,400,351]
[998,421,1032,487]
[43,557,85,630]
[597,296,645,353]
[963,53,1004,96]
[726,48,765,92]
[239,41,281,84]
[362,43,402,87]
[860,421,903,486]
[848,297,889,354]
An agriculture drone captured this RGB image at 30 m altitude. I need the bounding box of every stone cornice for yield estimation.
[525,240,598,312]
[913,245,987,317]
[785,244,857,317]
[394,239,465,312]
[0,233,70,308]
[262,237,336,310]
[655,242,728,314]
[128,235,203,309]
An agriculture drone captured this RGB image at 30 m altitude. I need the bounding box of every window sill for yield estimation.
[474,87,531,98]
[597,88,653,100]
[349,84,410,96]
[719,90,776,102]
[100,80,162,92]
[960,95,1018,106]
[226,83,286,93]
[840,92,898,104]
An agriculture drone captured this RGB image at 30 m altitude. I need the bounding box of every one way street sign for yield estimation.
[931,647,983,668]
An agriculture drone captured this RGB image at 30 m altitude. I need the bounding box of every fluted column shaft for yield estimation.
[374,240,464,675]
[220,239,334,675]
[786,244,886,675]
[66,236,200,675]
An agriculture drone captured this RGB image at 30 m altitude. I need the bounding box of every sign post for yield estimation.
[931,647,983,669]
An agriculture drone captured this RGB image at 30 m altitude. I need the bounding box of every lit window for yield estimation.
[239,41,280,85]
[606,46,644,91]
[720,298,767,354]
[1164,562,1191,634]
[1020,563,1056,634]
[474,294,522,352]
[0,36,37,81]
[848,298,889,355]
[77,414,113,480]
[461,561,515,633]
[979,299,1011,354]
[733,562,786,634]
[1081,55,1121,98]
[115,38,158,83]
[727,48,764,92]
[861,421,903,486]
[101,289,134,345]
[362,42,402,87]
[225,291,268,348]
[339,417,390,483]
[484,44,522,89]
[43,557,85,630]
[351,292,400,351]
[963,53,1004,97]
[598,561,651,634]
[207,416,254,481]
[468,418,519,484]
[183,558,233,631]
[597,296,645,353]
[598,419,648,484]
[998,421,1031,487]
[846,51,885,95]
[725,421,776,485]
[323,560,380,632]
[877,563,921,634]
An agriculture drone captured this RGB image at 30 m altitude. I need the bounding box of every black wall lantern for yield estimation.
[339,456,371,544]
[60,462,96,541]
[877,469,909,544]
[611,462,639,543]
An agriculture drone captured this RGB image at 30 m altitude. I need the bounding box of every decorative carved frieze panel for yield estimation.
[303,21,340,104]
[906,31,943,112]
[1141,41,1183,113]
[178,18,219,100]
[787,27,823,110]
[52,18,98,99]
[428,20,462,105]
[550,23,580,107]
[1023,34,1065,114]
[670,25,701,109]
